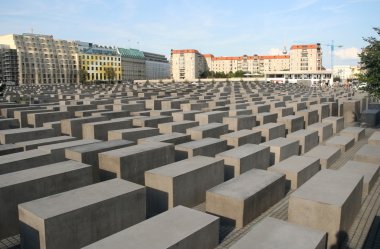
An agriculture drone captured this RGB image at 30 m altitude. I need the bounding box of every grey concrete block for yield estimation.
[220,130,261,148]
[138,133,191,145]
[287,129,319,154]
[108,127,159,142]
[260,137,299,165]
[186,123,228,140]
[175,138,227,161]
[340,127,365,142]
[325,135,355,153]
[355,144,380,164]
[304,145,341,169]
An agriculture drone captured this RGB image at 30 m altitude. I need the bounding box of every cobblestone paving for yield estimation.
[1,128,379,249]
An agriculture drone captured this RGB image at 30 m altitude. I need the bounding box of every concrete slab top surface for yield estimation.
[188,123,227,130]
[305,145,340,158]
[140,133,188,141]
[221,130,261,138]
[368,131,380,140]
[341,127,365,133]
[19,179,143,219]
[326,135,355,144]
[356,144,380,157]
[216,144,268,158]
[146,156,222,177]
[208,169,284,200]
[269,155,320,172]
[230,217,326,249]
[290,169,363,206]
[110,127,157,133]
[101,142,171,157]
[287,129,317,136]
[38,139,99,151]
[0,160,91,187]
[253,122,284,129]
[0,127,52,134]
[82,206,218,249]
[16,136,76,146]
[340,160,379,182]
[66,140,134,153]
[175,138,223,149]
[0,149,50,164]
[261,137,298,147]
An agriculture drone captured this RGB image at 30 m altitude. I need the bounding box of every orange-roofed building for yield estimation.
[290,43,322,71]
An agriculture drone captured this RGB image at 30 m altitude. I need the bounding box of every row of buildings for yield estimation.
[0,33,170,85]
[170,44,324,80]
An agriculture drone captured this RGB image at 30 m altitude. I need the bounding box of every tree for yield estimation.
[79,68,87,84]
[104,67,116,83]
[358,27,380,99]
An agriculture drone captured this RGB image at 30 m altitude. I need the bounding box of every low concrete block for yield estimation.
[195,111,229,125]
[82,206,219,249]
[19,179,146,249]
[61,116,107,138]
[158,120,199,134]
[268,155,320,190]
[304,145,341,169]
[65,140,135,181]
[0,127,56,144]
[0,118,19,130]
[175,138,227,161]
[186,123,228,140]
[355,144,380,164]
[0,144,23,156]
[340,127,365,142]
[287,129,319,154]
[322,116,344,133]
[0,161,93,239]
[220,130,261,148]
[145,156,224,216]
[307,122,333,142]
[172,110,201,121]
[27,111,71,127]
[82,117,133,141]
[288,169,363,248]
[206,169,285,228]
[260,137,299,165]
[137,133,191,145]
[325,135,355,153]
[216,144,270,180]
[368,131,380,146]
[230,217,326,249]
[99,142,175,184]
[108,127,159,142]
[255,112,278,126]
[339,160,379,196]
[16,135,78,151]
[295,109,319,128]
[133,115,173,128]
[223,115,256,131]
[252,122,285,142]
[278,115,304,134]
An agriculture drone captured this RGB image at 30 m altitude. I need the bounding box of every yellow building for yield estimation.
[289,44,322,71]
[77,42,121,82]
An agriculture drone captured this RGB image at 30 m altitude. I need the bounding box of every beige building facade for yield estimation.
[0,33,79,84]
[171,44,322,80]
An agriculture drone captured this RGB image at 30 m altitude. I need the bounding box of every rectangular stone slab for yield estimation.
[137,133,191,145]
[0,127,56,144]
[108,127,159,142]
[287,129,319,154]
[0,149,61,175]
[304,145,341,169]
[223,115,256,131]
[16,136,78,151]
[81,206,219,249]
[175,138,227,161]
[195,111,229,125]
[206,169,285,228]
[339,160,379,196]
[145,156,224,216]
[220,129,261,148]
[0,160,93,239]
[27,111,71,127]
[186,123,228,140]
[288,169,363,248]
[306,122,333,142]
[18,179,146,249]
[158,120,199,134]
[61,116,107,138]
[325,135,355,153]
[99,142,175,184]
[132,115,173,128]
[82,117,133,141]
[65,140,135,182]
[340,127,365,142]
[252,122,285,142]
[368,131,380,146]
[322,116,344,134]
[354,144,380,164]
[0,144,23,156]
[260,137,299,165]
[268,155,320,190]
[230,217,326,249]
[216,144,270,180]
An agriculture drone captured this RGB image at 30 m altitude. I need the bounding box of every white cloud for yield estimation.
[268,48,284,55]
[334,47,361,60]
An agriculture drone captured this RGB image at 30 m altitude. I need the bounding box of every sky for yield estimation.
[0,0,379,69]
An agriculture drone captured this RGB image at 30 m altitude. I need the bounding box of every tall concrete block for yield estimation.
[145,156,224,216]
[343,100,361,123]
[0,161,93,239]
[99,142,175,184]
[19,179,146,249]
[288,169,363,248]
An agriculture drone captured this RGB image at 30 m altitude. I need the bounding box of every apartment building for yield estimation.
[171,49,206,80]
[171,44,322,80]
[0,44,18,84]
[289,44,322,71]
[333,65,361,80]
[143,51,170,79]
[0,33,79,84]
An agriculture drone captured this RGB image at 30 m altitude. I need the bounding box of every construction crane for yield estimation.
[324,40,343,72]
